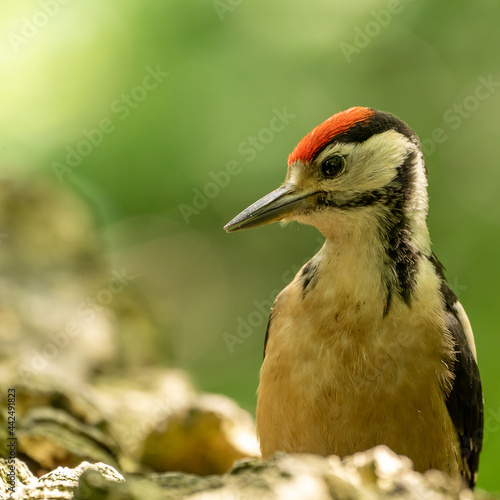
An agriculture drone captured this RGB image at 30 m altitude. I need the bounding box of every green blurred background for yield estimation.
[1,0,499,490]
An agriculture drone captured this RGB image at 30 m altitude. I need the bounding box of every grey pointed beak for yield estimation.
[224,183,315,233]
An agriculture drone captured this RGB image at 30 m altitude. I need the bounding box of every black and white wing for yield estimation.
[440,278,483,488]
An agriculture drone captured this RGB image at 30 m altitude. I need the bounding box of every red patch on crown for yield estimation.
[288,107,375,165]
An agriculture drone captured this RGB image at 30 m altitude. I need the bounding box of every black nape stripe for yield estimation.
[429,252,447,283]
[382,150,420,306]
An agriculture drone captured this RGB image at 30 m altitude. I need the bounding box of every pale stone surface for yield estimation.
[1,447,493,500]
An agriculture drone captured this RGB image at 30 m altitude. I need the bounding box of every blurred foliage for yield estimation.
[1,0,499,491]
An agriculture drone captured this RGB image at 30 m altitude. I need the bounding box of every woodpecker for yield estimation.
[224,107,483,487]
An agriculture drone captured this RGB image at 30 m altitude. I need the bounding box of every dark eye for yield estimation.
[321,155,345,178]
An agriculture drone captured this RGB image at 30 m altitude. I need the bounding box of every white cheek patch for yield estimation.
[348,131,415,190]
[314,130,417,192]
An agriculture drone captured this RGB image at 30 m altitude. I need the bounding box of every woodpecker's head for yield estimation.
[224,107,430,255]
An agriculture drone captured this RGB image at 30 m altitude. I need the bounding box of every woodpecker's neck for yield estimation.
[312,227,396,317]
[308,214,430,317]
